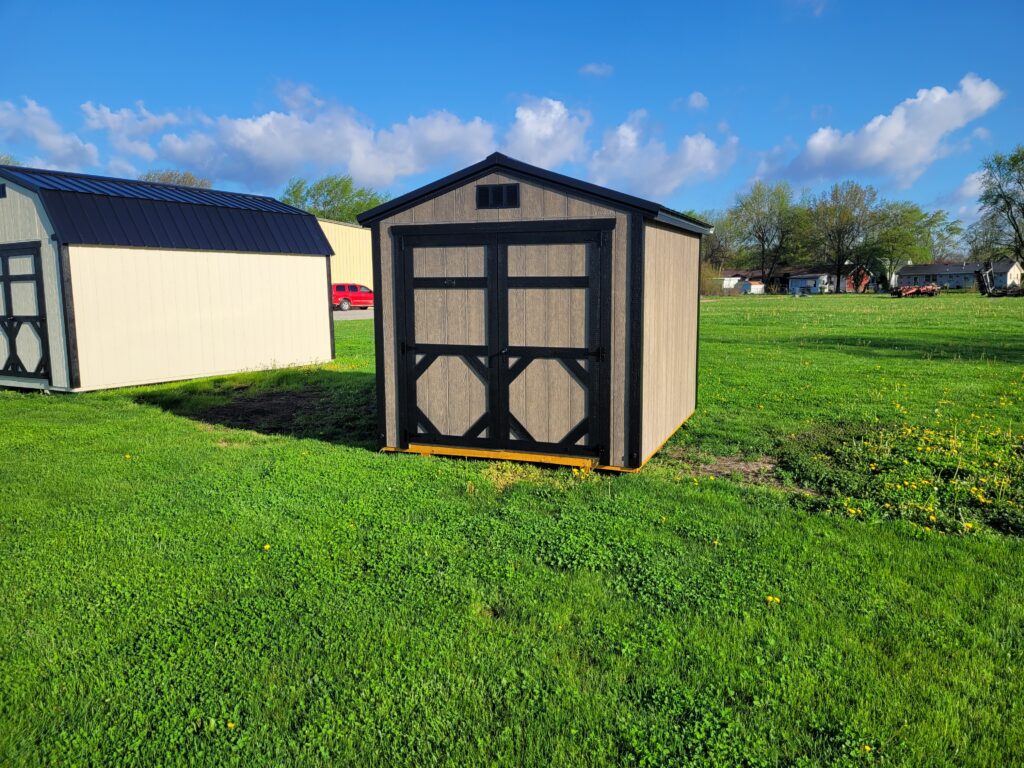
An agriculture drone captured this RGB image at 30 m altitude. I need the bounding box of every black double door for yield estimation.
[396,222,612,462]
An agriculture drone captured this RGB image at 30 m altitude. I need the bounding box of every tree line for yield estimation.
[4,146,1021,275]
[701,144,1024,290]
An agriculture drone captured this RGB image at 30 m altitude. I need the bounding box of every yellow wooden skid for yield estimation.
[383,443,622,470]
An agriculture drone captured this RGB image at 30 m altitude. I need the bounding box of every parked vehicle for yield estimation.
[892,284,940,298]
[331,283,374,310]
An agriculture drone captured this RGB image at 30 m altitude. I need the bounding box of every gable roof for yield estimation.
[355,152,713,235]
[897,262,981,276]
[0,165,332,256]
[790,264,869,279]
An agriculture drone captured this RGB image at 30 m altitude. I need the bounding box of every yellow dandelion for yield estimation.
[262,543,271,551]
[228,721,236,729]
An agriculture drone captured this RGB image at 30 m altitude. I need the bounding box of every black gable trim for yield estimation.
[356,152,712,236]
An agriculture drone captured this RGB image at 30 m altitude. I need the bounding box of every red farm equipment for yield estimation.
[892,284,941,298]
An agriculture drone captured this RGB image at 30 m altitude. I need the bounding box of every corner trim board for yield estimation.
[626,213,646,468]
[57,244,80,389]
[370,222,388,447]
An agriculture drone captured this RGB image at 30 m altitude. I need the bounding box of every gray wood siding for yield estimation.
[377,172,630,466]
[640,223,700,462]
[0,181,69,390]
[412,246,488,437]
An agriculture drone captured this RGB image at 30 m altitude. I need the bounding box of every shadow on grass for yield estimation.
[786,334,1024,364]
[134,369,378,449]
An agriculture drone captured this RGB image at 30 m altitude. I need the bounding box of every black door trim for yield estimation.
[0,241,51,383]
[394,221,613,462]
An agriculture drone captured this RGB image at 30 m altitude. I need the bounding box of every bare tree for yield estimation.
[697,209,740,270]
[138,170,212,188]
[809,181,878,290]
[978,146,1024,262]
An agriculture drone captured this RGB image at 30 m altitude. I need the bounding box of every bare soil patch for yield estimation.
[198,388,332,439]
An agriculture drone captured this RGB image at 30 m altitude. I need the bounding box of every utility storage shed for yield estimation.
[357,152,710,471]
[0,165,334,392]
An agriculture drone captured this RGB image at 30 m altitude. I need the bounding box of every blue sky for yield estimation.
[2,0,1021,221]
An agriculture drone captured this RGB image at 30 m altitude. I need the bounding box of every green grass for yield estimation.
[1,294,1022,766]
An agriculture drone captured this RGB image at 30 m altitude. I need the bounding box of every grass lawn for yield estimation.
[1,293,1022,766]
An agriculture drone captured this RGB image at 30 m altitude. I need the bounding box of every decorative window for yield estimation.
[476,183,520,209]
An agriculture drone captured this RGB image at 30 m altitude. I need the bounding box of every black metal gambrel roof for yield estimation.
[0,165,332,256]
[356,152,713,236]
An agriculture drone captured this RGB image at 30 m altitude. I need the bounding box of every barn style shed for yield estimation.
[0,165,334,392]
[357,152,710,471]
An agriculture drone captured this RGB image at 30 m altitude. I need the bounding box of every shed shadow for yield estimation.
[134,370,378,449]
[784,334,1024,365]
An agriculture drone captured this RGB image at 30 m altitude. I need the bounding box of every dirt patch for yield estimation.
[199,389,329,438]
[698,454,782,486]
[665,445,817,495]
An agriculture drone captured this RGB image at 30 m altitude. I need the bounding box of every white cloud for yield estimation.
[971,126,991,142]
[502,97,590,168]
[947,170,986,221]
[579,63,613,77]
[0,98,98,169]
[158,100,495,189]
[687,91,709,110]
[787,74,1004,186]
[106,157,139,178]
[589,110,738,197]
[81,100,180,161]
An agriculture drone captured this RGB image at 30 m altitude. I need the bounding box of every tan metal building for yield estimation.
[0,165,334,392]
[318,217,373,289]
[357,153,709,471]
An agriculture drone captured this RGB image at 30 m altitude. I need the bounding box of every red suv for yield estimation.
[331,283,374,311]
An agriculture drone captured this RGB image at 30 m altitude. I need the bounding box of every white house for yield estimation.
[740,279,764,294]
[896,263,979,290]
[788,264,872,294]
[991,259,1023,289]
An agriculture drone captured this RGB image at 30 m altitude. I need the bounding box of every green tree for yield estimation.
[732,181,797,287]
[281,175,389,223]
[138,170,212,188]
[809,181,878,290]
[0,153,21,166]
[977,145,1024,262]
[857,203,961,289]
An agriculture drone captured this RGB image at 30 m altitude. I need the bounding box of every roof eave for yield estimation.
[651,210,713,236]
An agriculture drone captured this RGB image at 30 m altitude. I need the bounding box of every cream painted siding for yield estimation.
[68,246,331,390]
[0,181,70,390]
[319,218,373,288]
[376,171,632,467]
[640,223,700,462]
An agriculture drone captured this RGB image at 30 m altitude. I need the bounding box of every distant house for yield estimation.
[728,265,796,294]
[788,265,872,294]
[896,263,980,290]
[740,279,765,294]
[719,274,742,291]
[991,259,1023,289]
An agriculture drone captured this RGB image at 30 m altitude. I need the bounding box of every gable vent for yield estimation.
[476,183,520,209]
